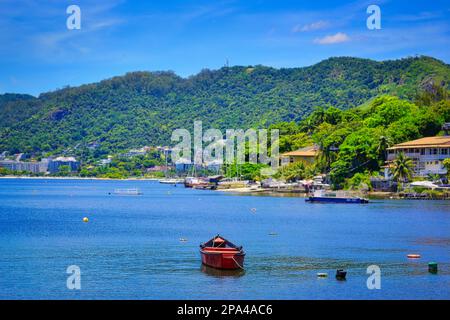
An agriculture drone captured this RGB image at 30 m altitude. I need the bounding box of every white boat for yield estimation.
[305,190,369,203]
[112,188,143,195]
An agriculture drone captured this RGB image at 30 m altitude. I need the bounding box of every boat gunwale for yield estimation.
[200,249,245,256]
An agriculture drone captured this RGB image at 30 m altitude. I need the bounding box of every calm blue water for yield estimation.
[0,178,449,299]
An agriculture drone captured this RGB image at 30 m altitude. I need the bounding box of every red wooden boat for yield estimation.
[200,235,245,270]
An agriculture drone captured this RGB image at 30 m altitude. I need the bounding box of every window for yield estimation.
[420,149,425,155]
[441,148,448,155]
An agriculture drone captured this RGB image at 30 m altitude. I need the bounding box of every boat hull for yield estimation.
[200,250,245,270]
[306,196,369,203]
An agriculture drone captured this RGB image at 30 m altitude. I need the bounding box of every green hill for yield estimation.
[0,55,449,158]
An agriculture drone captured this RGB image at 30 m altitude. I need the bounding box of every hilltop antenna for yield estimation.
[225,58,229,68]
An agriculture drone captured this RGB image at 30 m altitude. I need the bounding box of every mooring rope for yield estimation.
[231,256,245,270]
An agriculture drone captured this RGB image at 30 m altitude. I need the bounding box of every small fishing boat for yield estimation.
[193,183,217,190]
[200,235,245,270]
[305,190,369,204]
[184,177,208,188]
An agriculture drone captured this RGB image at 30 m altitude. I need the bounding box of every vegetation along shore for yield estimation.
[1,56,450,198]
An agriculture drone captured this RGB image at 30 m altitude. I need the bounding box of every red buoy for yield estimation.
[407,254,421,259]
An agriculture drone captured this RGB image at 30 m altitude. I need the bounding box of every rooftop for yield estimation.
[388,136,450,149]
[54,156,77,162]
[281,145,320,157]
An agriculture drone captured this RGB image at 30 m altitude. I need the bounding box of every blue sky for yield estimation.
[1,0,449,96]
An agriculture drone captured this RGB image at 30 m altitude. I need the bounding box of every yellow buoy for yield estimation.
[83,217,89,223]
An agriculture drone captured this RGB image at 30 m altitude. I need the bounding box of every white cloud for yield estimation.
[313,32,350,45]
[292,20,328,33]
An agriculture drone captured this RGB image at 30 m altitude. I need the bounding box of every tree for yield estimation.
[329,127,381,186]
[57,165,71,177]
[427,173,441,184]
[344,172,372,191]
[443,158,450,180]
[225,162,268,181]
[0,167,12,176]
[391,152,413,185]
[275,162,306,182]
[376,135,392,163]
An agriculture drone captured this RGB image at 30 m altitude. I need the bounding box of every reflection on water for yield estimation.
[200,264,246,278]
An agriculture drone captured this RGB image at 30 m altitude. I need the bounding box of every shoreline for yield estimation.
[217,187,450,200]
[2,176,449,200]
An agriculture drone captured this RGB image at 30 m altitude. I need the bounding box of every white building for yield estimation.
[387,136,450,177]
[0,159,49,173]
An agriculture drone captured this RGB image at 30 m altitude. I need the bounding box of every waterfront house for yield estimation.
[386,136,450,177]
[280,145,319,166]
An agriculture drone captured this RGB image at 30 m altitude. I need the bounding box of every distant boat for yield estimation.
[192,183,217,190]
[305,190,368,204]
[112,188,143,196]
[159,178,184,184]
[200,235,245,270]
[184,177,207,188]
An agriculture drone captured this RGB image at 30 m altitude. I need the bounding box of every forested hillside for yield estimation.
[0,55,449,159]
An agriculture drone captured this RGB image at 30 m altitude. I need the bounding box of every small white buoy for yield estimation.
[83,217,89,223]
[251,208,257,213]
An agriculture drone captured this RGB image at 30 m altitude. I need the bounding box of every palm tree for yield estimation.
[427,173,441,184]
[391,152,414,189]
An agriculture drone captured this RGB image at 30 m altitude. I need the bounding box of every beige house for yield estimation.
[387,136,450,177]
[280,145,319,166]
